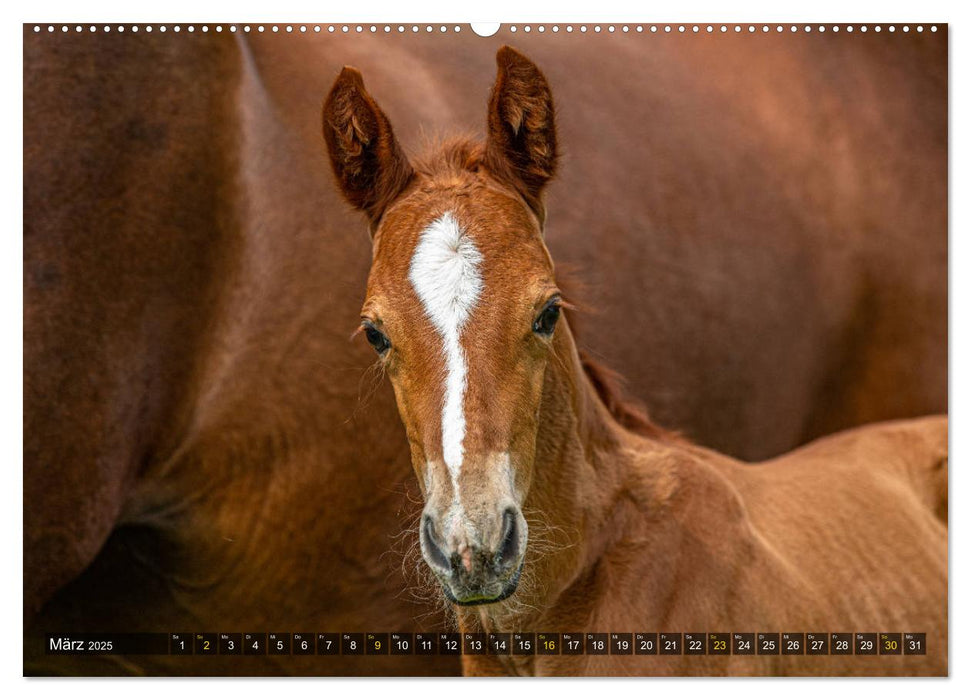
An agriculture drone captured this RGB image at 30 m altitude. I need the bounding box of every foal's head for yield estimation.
[323,47,560,605]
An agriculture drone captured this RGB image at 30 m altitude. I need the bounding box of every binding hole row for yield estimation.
[32,24,939,34]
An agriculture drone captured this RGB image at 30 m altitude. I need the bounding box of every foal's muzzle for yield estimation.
[420,506,527,605]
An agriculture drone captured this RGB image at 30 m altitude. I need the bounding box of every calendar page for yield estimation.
[23,20,948,678]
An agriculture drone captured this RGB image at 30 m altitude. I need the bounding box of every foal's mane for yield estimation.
[410,135,486,177]
[410,137,679,444]
[576,347,678,442]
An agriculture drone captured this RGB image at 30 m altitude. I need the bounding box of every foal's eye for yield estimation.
[363,324,391,355]
[533,300,561,336]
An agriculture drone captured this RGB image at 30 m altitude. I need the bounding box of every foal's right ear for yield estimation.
[484,46,558,220]
[322,67,413,229]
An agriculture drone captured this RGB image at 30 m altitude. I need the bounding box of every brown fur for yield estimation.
[461,339,948,676]
[24,28,946,677]
[322,66,414,228]
[578,349,678,442]
[484,45,558,222]
[333,47,948,677]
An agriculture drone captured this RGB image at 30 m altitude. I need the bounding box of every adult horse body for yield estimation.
[25,28,946,676]
[323,46,947,676]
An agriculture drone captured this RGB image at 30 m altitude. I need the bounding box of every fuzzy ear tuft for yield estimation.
[322,67,413,228]
[484,46,558,219]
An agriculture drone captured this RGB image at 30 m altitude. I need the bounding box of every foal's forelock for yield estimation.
[408,211,483,501]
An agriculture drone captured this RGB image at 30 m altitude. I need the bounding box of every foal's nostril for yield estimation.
[496,508,521,569]
[421,516,451,573]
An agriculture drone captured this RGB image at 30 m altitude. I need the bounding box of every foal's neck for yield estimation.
[466,321,682,633]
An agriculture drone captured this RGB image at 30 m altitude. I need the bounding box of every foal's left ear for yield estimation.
[485,46,558,219]
[322,66,413,229]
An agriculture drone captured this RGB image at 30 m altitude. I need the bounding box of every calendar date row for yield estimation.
[48,632,926,656]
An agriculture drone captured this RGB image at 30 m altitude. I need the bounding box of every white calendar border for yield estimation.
[3,0,965,697]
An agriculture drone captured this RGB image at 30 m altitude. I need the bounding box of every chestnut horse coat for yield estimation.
[24,27,946,674]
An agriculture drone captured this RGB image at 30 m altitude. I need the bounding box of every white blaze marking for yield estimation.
[408,212,482,488]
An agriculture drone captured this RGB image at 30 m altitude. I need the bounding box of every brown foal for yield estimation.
[322,46,947,676]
